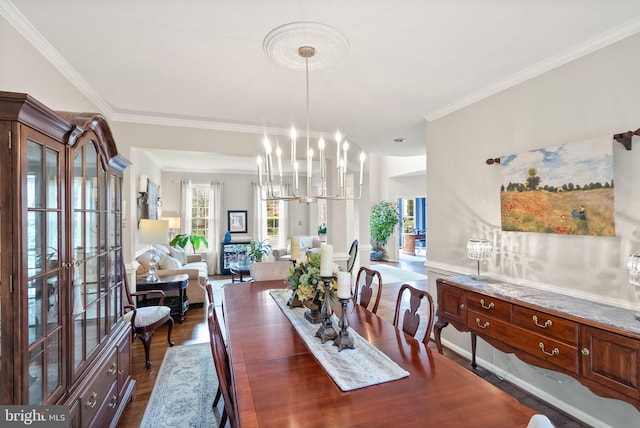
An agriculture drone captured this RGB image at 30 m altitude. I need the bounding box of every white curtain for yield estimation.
[252,182,265,241]
[180,180,193,235]
[209,181,223,274]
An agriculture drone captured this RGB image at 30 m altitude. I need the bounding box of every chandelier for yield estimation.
[257,23,365,204]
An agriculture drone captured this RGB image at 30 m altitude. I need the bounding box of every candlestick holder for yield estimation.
[316,276,337,343]
[287,260,303,308]
[334,297,355,351]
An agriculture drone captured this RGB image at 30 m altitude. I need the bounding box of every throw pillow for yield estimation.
[159,255,182,270]
[170,246,188,265]
[155,245,170,256]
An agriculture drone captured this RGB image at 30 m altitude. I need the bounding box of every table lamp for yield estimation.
[161,216,181,241]
[627,253,640,320]
[140,219,169,282]
[467,238,493,280]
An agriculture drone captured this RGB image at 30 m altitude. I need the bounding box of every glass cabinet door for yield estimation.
[71,139,109,376]
[25,137,65,405]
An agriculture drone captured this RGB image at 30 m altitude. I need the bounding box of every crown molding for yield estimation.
[0,0,114,118]
[426,16,640,121]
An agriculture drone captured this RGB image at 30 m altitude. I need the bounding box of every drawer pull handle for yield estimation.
[538,342,559,356]
[475,318,490,329]
[532,315,552,328]
[480,299,494,310]
[581,348,590,356]
[107,362,117,375]
[107,395,117,409]
[85,392,98,408]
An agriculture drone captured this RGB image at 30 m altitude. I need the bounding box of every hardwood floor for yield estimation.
[117,259,588,428]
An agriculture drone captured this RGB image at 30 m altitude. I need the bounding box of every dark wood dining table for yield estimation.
[223,280,536,427]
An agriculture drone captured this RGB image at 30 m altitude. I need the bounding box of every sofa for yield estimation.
[136,245,208,305]
[272,235,322,261]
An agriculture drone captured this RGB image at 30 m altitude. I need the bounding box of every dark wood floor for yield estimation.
[117,257,588,428]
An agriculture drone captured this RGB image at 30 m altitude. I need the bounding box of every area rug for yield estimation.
[371,264,427,284]
[140,342,223,428]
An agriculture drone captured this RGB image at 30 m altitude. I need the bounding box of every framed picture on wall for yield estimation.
[228,210,247,233]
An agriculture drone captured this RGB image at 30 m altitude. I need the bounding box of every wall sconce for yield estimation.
[627,253,640,320]
[467,238,493,280]
[139,219,169,282]
[138,174,149,203]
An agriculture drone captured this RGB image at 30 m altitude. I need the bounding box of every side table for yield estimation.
[136,273,189,323]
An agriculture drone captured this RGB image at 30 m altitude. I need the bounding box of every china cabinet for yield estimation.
[0,92,134,427]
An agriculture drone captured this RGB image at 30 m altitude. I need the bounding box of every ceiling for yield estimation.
[5,0,640,169]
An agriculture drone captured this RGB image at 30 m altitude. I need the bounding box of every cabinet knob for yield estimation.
[581,348,590,356]
[459,303,465,310]
[107,362,117,375]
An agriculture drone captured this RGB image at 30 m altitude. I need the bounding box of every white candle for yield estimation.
[256,156,263,187]
[294,161,299,190]
[337,271,351,299]
[307,149,313,178]
[359,151,365,185]
[320,243,333,276]
[276,145,283,178]
[290,236,300,262]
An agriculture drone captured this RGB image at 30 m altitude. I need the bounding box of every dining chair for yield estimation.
[123,273,174,369]
[392,283,435,345]
[205,283,224,410]
[346,239,359,273]
[353,266,383,314]
[207,299,238,428]
[249,260,291,281]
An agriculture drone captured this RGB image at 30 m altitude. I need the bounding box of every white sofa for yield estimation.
[136,245,208,305]
[272,235,322,261]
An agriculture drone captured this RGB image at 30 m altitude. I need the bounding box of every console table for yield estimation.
[435,276,640,411]
[136,273,189,323]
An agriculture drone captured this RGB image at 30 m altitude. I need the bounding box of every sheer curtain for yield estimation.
[180,180,193,235]
[252,182,265,241]
[209,181,223,274]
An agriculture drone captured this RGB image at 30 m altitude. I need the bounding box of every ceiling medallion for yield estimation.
[263,22,350,71]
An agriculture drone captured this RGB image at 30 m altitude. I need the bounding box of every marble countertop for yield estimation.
[446,275,640,336]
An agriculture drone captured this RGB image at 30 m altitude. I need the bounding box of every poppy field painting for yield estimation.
[500,139,615,236]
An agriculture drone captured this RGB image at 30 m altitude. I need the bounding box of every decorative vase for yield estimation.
[302,296,324,324]
[287,290,304,308]
[224,230,231,243]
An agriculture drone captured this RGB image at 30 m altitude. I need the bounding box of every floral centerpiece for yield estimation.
[286,252,338,323]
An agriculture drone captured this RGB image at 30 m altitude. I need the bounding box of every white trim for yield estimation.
[426,16,640,121]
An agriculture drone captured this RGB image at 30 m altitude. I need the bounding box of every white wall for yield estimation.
[426,32,640,427]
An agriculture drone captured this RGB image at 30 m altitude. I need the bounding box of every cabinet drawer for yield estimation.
[469,310,577,372]
[79,349,119,426]
[467,292,511,321]
[89,381,118,428]
[513,306,577,344]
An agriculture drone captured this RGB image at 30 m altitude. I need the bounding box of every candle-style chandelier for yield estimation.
[258,23,365,204]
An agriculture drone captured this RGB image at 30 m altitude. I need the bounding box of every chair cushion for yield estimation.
[170,246,188,265]
[129,306,171,328]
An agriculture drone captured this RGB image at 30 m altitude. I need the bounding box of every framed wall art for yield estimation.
[228,210,248,233]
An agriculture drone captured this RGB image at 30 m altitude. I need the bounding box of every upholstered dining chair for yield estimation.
[346,239,359,273]
[207,297,238,428]
[249,260,291,281]
[392,283,435,345]
[123,274,174,369]
[353,266,383,314]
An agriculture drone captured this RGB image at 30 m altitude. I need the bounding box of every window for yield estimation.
[402,198,415,232]
[265,200,280,246]
[191,185,209,238]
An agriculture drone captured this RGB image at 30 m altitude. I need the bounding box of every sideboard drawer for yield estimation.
[469,309,578,372]
[467,292,511,321]
[513,306,577,344]
[79,349,119,426]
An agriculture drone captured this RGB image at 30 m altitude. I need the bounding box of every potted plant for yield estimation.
[369,201,399,261]
[247,239,273,262]
[170,233,209,253]
[317,223,327,242]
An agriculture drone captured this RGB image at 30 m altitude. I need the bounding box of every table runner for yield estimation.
[269,289,409,391]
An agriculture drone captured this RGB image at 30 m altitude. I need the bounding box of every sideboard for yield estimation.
[435,276,640,411]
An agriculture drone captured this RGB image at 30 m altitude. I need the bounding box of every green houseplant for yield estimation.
[170,233,209,253]
[370,201,399,261]
[247,239,272,262]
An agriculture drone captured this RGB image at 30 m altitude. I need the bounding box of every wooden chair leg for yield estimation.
[139,332,154,369]
[213,387,222,407]
[166,317,175,347]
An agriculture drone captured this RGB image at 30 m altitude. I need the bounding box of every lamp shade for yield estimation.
[467,238,493,261]
[139,219,169,245]
[161,216,181,230]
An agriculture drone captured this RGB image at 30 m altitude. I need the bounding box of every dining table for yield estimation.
[222,280,537,427]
